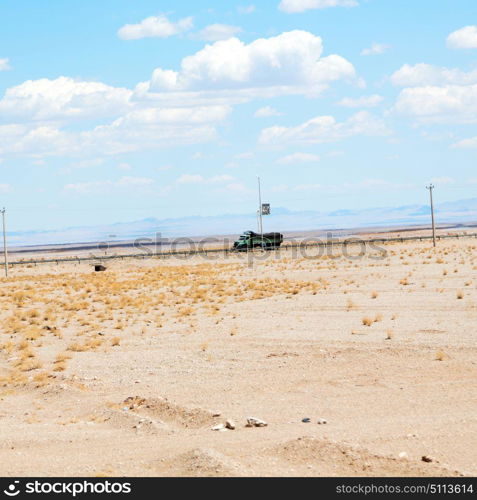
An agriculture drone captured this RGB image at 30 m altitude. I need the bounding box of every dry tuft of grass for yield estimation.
[362,317,373,327]
[435,350,447,361]
[385,329,394,340]
[456,290,464,300]
[371,291,378,299]
[111,337,121,346]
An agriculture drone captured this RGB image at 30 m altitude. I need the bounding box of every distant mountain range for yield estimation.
[8,197,477,247]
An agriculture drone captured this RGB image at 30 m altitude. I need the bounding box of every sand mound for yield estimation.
[162,448,246,477]
[269,437,461,477]
[122,396,218,429]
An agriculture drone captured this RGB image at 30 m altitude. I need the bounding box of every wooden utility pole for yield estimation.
[1,208,8,276]
[426,184,436,247]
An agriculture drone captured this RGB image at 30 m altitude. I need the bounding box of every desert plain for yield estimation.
[0,236,476,477]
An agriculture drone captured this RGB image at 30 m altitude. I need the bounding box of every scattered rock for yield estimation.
[422,455,435,463]
[94,264,107,272]
[398,452,408,459]
[212,412,222,417]
[302,418,311,423]
[317,418,327,425]
[246,417,268,427]
[225,420,236,430]
[211,424,226,431]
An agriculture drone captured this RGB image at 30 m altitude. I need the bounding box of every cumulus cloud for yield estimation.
[254,106,283,117]
[447,26,477,49]
[393,84,477,124]
[195,24,242,41]
[143,31,357,98]
[0,77,132,121]
[391,63,477,123]
[337,94,383,107]
[118,15,193,40]
[277,152,320,163]
[360,43,389,56]
[0,58,11,71]
[279,0,358,13]
[259,111,390,145]
[0,103,226,158]
[391,63,477,86]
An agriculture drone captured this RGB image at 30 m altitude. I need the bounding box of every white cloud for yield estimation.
[259,111,391,145]
[223,182,251,194]
[391,63,477,123]
[430,177,455,186]
[144,31,357,98]
[277,152,320,163]
[238,5,256,14]
[391,63,477,87]
[118,162,132,171]
[177,174,235,184]
[195,24,243,42]
[447,26,477,49]
[452,136,477,149]
[279,0,358,13]
[360,43,389,56]
[64,176,154,195]
[393,84,477,123]
[254,106,283,117]
[208,174,235,183]
[0,58,11,71]
[118,15,193,40]
[116,176,154,187]
[234,151,254,159]
[177,174,204,184]
[0,77,132,121]
[337,94,383,107]
[0,184,12,193]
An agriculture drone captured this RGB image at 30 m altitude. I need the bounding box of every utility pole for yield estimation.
[426,184,436,247]
[1,208,8,277]
[257,176,263,242]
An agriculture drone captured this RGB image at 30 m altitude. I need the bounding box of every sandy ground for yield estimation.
[0,237,476,477]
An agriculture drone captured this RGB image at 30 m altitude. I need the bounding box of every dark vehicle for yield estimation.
[233,231,283,251]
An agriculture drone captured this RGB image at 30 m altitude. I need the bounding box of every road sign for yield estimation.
[261,203,270,215]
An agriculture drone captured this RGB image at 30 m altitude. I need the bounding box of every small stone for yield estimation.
[422,455,434,463]
[398,452,408,459]
[225,420,236,430]
[246,417,268,427]
[211,424,225,431]
[212,412,222,417]
[317,418,327,425]
[302,418,311,423]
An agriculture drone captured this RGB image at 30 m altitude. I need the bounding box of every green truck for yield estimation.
[232,231,283,251]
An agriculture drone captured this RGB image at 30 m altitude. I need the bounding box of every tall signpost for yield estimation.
[257,176,263,241]
[257,177,271,247]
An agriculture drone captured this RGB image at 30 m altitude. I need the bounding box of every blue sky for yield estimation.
[1,0,477,232]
